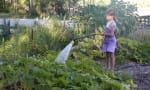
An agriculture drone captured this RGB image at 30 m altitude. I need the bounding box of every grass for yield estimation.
[128,29,150,42]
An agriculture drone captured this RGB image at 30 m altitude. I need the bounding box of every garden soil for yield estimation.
[96,60,150,90]
[116,62,150,90]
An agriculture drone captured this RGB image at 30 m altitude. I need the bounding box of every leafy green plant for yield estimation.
[71,36,150,64]
[0,52,133,90]
[116,38,150,63]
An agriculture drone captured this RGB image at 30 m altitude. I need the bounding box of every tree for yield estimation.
[29,0,33,15]
[110,0,138,36]
[0,0,10,12]
[71,0,138,36]
[31,0,76,17]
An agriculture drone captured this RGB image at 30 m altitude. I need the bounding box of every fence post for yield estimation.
[7,20,11,34]
[29,28,33,42]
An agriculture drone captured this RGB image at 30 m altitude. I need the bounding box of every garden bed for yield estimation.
[116,62,150,90]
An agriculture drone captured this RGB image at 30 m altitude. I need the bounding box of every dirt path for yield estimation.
[116,62,150,90]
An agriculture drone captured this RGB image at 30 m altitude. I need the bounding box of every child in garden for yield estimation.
[101,9,117,71]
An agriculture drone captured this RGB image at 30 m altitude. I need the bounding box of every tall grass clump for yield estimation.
[19,20,75,56]
[0,18,75,60]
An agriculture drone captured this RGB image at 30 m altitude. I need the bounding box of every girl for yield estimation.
[101,9,117,71]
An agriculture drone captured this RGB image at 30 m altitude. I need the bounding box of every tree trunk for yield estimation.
[14,0,17,14]
[93,0,95,5]
[3,0,5,9]
[83,0,85,7]
[68,0,70,14]
[29,0,33,15]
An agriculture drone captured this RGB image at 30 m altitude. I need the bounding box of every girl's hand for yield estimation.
[100,32,105,36]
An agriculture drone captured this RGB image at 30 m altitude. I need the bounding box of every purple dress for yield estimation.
[102,21,116,53]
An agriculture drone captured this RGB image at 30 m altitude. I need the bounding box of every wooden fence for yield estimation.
[139,15,150,29]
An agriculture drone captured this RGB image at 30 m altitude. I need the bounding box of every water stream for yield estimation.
[55,41,74,64]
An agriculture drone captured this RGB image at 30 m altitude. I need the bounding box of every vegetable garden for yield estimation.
[0,0,150,90]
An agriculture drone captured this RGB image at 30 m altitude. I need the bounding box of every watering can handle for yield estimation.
[73,33,98,41]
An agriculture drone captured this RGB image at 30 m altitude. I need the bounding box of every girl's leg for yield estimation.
[106,52,111,70]
[110,52,115,71]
